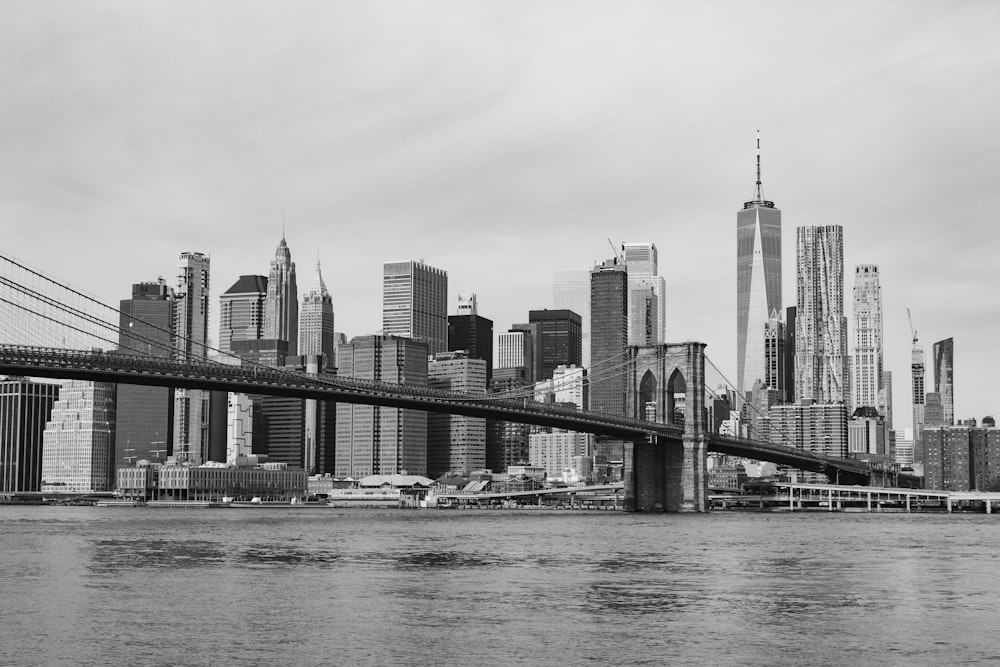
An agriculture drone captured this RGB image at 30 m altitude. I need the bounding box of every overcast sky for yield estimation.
[3,1,999,430]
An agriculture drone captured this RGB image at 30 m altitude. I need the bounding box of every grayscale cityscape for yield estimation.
[2,2,999,666]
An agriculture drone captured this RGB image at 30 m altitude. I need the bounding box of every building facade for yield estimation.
[763,310,785,401]
[0,378,59,493]
[852,265,883,410]
[736,135,782,399]
[623,242,667,345]
[219,275,268,358]
[497,329,533,380]
[912,344,926,460]
[795,225,849,405]
[264,236,299,357]
[528,309,583,382]
[553,270,591,367]
[447,294,493,385]
[174,251,211,464]
[299,258,335,364]
[117,279,176,467]
[933,337,954,426]
[41,380,116,493]
[590,258,628,417]
[382,259,448,355]
[427,352,487,478]
[335,335,429,477]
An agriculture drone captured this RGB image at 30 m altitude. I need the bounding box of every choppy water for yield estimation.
[2,507,999,666]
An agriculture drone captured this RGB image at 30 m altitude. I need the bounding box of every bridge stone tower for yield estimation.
[623,342,708,512]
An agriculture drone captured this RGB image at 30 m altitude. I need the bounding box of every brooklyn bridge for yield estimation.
[0,252,913,512]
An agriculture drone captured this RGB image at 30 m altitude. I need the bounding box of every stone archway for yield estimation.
[625,342,708,512]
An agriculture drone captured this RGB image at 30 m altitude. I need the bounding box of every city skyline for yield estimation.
[2,3,999,428]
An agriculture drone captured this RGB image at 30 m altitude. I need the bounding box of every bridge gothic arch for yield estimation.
[624,342,708,512]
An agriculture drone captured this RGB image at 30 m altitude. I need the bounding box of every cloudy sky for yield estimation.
[2,1,999,429]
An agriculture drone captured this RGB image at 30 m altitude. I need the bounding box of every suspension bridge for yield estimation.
[0,252,911,512]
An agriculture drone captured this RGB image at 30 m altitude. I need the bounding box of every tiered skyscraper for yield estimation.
[736,133,782,399]
[173,251,211,463]
[299,258,335,364]
[622,242,666,345]
[264,236,298,357]
[41,380,116,493]
[383,260,448,355]
[852,265,883,409]
[795,225,849,404]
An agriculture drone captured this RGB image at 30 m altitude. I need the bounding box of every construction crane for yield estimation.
[607,239,624,264]
[907,308,918,346]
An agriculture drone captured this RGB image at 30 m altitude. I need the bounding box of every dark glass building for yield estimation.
[116,279,176,467]
[448,294,493,385]
[528,309,582,382]
[1,378,59,493]
[589,259,628,417]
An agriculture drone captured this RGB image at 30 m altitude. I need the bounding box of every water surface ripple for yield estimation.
[1,507,998,666]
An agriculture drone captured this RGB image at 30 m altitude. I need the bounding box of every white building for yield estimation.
[227,392,253,464]
[622,242,667,346]
[528,430,593,481]
[174,251,211,464]
[795,226,849,405]
[41,380,116,493]
[427,352,487,477]
[852,265,883,410]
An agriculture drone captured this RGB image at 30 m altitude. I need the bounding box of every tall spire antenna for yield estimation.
[754,129,764,202]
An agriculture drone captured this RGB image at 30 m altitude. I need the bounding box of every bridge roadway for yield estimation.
[0,345,883,482]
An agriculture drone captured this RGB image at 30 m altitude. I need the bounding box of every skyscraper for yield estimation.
[299,258,335,364]
[448,294,493,385]
[41,380,116,493]
[382,260,448,356]
[934,337,954,426]
[117,279,176,467]
[590,258,628,417]
[736,133,782,399]
[174,252,211,463]
[763,310,785,399]
[497,329,533,379]
[1,378,59,493]
[427,351,487,478]
[219,275,268,358]
[852,265,883,410]
[335,335,429,477]
[528,309,582,381]
[795,225,848,404]
[622,242,667,345]
[912,344,926,459]
[264,237,298,357]
[553,271,591,367]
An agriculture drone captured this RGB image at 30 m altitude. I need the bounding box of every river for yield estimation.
[1,507,998,666]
